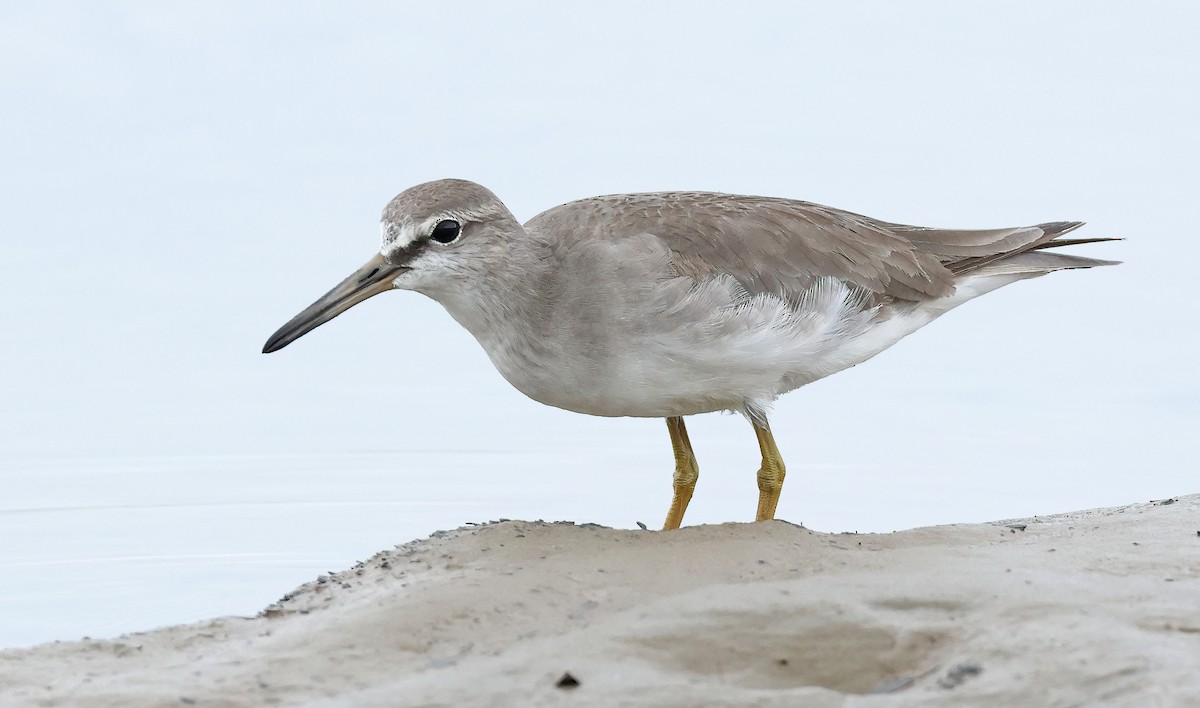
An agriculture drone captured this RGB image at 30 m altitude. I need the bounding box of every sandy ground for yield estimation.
[1,495,1197,707]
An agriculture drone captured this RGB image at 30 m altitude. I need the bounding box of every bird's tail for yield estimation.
[901,221,1120,318]
[950,222,1121,278]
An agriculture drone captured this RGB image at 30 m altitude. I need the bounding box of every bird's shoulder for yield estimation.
[524,191,956,301]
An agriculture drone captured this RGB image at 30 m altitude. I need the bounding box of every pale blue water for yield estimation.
[0,451,583,647]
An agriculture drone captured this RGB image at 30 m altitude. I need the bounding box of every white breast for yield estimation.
[475,272,922,419]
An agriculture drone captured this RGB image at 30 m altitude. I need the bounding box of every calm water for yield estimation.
[1,451,582,648]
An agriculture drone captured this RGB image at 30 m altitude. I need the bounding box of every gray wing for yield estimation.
[526,192,1089,303]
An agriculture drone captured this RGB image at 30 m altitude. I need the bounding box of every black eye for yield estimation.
[430,219,461,244]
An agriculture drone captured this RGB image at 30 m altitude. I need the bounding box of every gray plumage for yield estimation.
[267,179,1117,421]
[527,190,1112,302]
[263,179,1118,527]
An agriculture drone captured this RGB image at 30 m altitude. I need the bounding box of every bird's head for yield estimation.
[262,178,519,354]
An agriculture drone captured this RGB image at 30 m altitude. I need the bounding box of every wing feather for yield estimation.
[525,192,1099,303]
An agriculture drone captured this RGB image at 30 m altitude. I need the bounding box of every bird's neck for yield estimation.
[420,231,558,387]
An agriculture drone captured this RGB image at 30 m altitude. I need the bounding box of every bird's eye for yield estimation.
[430,220,462,244]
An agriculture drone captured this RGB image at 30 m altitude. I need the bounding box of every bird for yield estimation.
[263,179,1117,530]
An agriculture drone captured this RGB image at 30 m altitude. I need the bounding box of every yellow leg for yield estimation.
[662,416,699,530]
[753,420,787,521]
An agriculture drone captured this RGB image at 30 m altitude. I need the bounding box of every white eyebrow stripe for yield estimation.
[379,218,419,257]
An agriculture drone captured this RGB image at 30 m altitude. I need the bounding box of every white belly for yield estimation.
[490,276,934,419]
[446,260,1019,421]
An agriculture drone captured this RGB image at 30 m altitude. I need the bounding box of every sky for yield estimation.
[1,1,1198,645]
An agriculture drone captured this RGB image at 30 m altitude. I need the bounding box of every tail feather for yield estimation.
[890,220,1084,260]
[970,250,1121,278]
[946,222,1120,275]
[902,221,1119,318]
[1027,236,1123,251]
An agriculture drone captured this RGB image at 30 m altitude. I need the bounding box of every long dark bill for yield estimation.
[262,253,404,353]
